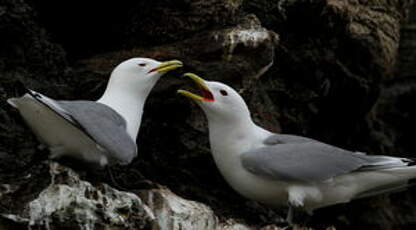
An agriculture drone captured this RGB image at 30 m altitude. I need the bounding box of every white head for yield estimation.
[106,57,183,96]
[98,57,183,140]
[177,73,251,124]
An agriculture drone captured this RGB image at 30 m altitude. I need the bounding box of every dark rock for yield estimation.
[126,0,245,46]
[345,4,416,229]
[0,0,68,192]
[262,0,408,146]
[0,214,27,230]
[0,0,66,75]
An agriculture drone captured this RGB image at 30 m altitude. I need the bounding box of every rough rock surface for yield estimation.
[0,0,415,229]
[1,162,291,230]
[27,163,154,230]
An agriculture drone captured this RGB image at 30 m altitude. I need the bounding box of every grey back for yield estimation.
[241,134,411,183]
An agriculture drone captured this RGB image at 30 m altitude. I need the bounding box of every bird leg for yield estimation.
[285,203,314,227]
[286,204,295,224]
[48,146,67,159]
[37,144,47,151]
[105,166,130,191]
[126,168,164,190]
[286,185,307,224]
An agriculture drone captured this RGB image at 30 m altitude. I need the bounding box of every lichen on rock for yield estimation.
[222,15,279,63]
[6,162,287,230]
[27,163,154,230]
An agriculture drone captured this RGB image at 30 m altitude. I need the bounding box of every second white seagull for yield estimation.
[178,73,416,223]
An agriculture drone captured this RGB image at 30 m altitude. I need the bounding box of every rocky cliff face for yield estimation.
[0,0,415,229]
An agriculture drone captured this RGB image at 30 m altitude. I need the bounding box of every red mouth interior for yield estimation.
[197,84,214,102]
[147,68,157,73]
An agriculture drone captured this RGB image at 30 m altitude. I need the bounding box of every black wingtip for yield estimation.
[25,88,42,99]
[407,158,416,166]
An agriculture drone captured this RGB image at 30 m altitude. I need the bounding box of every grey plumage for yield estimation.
[177,75,416,219]
[241,134,412,183]
[27,91,137,165]
[263,134,317,145]
[8,58,183,168]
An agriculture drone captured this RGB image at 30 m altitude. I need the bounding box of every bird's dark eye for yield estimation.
[220,89,228,96]
[138,63,147,67]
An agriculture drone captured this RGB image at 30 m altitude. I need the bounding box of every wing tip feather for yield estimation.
[7,98,19,108]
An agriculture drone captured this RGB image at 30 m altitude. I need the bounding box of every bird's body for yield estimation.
[208,117,416,212]
[8,58,182,167]
[178,73,416,221]
[9,94,119,165]
[8,91,137,166]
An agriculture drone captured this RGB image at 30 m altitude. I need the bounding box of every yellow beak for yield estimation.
[148,60,183,73]
[177,73,214,102]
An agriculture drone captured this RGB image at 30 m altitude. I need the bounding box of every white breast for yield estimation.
[209,124,290,207]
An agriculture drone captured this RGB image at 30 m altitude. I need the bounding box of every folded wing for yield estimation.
[241,134,412,183]
[26,90,137,165]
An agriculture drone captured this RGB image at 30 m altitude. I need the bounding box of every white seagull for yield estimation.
[177,73,416,223]
[8,58,182,167]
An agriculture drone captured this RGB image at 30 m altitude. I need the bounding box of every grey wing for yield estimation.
[58,101,137,164]
[242,138,412,183]
[27,90,137,164]
[263,133,318,145]
[25,90,77,124]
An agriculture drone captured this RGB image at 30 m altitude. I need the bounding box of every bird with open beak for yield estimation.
[178,72,416,224]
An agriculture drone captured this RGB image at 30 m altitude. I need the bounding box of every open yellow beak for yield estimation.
[148,60,183,73]
[177,73,214,102]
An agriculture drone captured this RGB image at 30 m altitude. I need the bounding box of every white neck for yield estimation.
[206,113,271,196]
[207,113,270,170]
[97,83,150,140]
